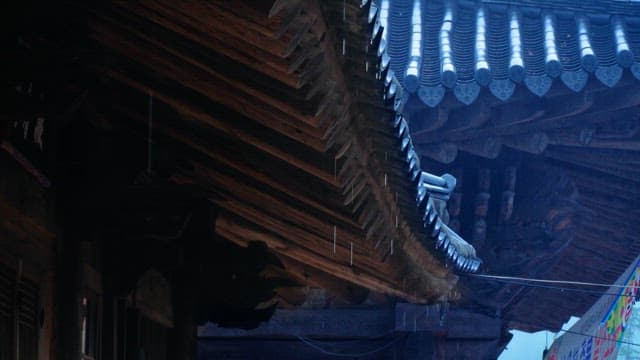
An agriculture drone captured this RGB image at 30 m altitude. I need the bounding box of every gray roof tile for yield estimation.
[367,0,640,106]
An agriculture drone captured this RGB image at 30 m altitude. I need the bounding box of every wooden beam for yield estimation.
[502,132,549,154]
[147,0,290,54]
[90,16,328,141]
[457,137,502,159]
[100,68,341,186]
[300,1,454,292]
[545,146,640,182]
[409,107,449,134]
[414,84,640,145]
[215,212,432,302]
[113,2,301,88]
[440,100,491,132]
[114,101,365,231]
[415,143,458,164]
[178,163,369,250]
[277,256,370,305]
[89,0,456,302]
[547,126,595,147]
[0,194,55,273]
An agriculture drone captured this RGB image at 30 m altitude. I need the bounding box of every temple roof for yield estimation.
[367,0,640,107]
[7,0,484,303]
[350,0,640,332]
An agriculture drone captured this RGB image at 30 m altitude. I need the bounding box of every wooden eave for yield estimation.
[345,0,640,331]
[81,0,455,302]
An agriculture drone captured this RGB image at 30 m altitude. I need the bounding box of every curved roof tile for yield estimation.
[367,0,640,106]
[363,0,640,273]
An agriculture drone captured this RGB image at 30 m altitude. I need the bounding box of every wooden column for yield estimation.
[502,132,549,154]
[498,166,517,225]
[458,137,502,159]
[403,331,435,359]
[37,271,55,360]
[416,143,458,164]
[167,267,198,360]
[433,334,447,360]
[54,209,84,360]
[473,169,491,251]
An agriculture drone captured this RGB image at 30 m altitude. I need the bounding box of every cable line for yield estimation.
[462,275,640,298]
[467,273,640,289]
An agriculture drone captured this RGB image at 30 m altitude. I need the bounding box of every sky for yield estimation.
[499,317,580,360]
[500,299,640,359]
[498,302,640,360]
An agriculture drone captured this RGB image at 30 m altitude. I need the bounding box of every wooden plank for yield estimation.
[545,146,640,182]
[458,137,502,159]
[0,194,55,273]
[99,68,341,186]
[180,163,369,251]
[415,143,458,164]
[276,256,370,305]
[114,2,301,88]
[294,0,453,292]
[414,84,640,144]
[215,212,431,302]
[90,16,327,138]
[147,0,289,54]
[502,132,549,154]
[94,0,454,302]
[108,99,363,231]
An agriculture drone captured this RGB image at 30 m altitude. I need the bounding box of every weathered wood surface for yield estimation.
[10,0,640,337]
[75,0,461,305]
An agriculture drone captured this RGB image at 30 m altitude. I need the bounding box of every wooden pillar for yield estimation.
[473,168,491,251]
[403,331,435,360]
[55,229,82,360]
[167,267,198,360]
[11,260,21,360]
[458,137,502,159]
[502,132,549,154]
[416,143,458,164]
[498,167,517,225]
[433,333,447,360]
[37,271,55,360]
[125,308,141,360]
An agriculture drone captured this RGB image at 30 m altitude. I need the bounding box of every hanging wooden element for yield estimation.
[416,143,458,164]
[502,132,549,155]
[458,137,502,159]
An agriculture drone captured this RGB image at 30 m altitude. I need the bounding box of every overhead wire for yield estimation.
[267,318,406,357]
[460,271,640,349]
[460,274,640,298]
[558,327,640,347]
[467,273,640,290]
[205,272,640,356]
[295,333,408,358]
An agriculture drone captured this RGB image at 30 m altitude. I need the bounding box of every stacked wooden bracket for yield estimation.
[83,0,462,303]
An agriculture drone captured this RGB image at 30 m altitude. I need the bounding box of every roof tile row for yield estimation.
[367,0,640,106]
